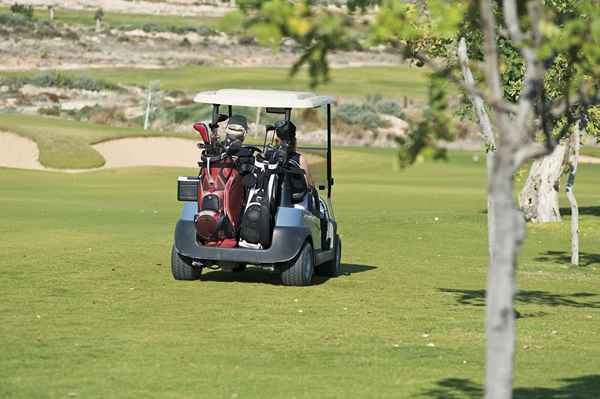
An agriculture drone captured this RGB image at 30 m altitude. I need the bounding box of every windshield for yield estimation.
[293,105,328,192]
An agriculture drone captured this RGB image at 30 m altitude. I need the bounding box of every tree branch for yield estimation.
[411,51,518,115]
[480,0,504,103]
[457,37,496,148]
[513,142,550,170]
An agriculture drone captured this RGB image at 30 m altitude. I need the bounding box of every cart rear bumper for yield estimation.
[174,220,310,264]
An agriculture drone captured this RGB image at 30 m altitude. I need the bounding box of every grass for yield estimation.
[581,146,600,159]
[0,113,194,169]
[3,65,431,100]
[1,150,600,398]
[0,6,223,31]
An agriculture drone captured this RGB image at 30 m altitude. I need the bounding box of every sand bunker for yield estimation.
[3,130,600,172]
[0,131,44,170]
[0,132,201,172]
[93,137,200,169]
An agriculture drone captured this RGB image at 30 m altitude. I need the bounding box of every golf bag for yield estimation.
[239,159,280,249]
[195,155,244,248]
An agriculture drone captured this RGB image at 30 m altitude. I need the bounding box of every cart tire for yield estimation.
[316,235,342,277]
[281,241,314,286]
[171,246,201,280]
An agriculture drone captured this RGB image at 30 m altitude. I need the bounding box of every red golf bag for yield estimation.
[195,155,244,248]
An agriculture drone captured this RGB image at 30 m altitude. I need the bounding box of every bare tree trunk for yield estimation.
[566,125,580,265]
[458,37,496,256]
[486,151,523,399]
[481,1,520,398]
[144,89,153,130]
[518,143,567,223]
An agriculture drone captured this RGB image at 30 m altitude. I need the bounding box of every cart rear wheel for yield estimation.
[316,235,342,277]
[281,241,314,286]
[171,246,202,280]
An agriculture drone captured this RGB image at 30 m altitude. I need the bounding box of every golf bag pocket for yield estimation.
[196,208,220,241]
[239,201,272,248]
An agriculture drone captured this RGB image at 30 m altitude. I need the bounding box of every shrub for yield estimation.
[10,3,34,19]
[94,8,104,22]
[0,73,121,92]
[38,105,61,116]
[0,12,33,28]
[336,103,384,130]
[366,95,406,119]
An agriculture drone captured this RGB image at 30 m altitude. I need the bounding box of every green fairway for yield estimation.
[1,150,599,398]
[0,6,223,30]
[0,114,193,169]
[4,65,431,99]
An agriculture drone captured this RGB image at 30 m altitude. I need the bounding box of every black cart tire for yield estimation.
[281,241,314,286]
[316,235,342,277]
[171,246,202,280]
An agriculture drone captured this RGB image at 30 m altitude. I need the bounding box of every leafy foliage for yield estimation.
[240,0,357,87]
[398,77,451,167]
[241,0,599,164]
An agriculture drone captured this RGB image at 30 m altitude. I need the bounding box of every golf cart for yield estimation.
[171,89,341,286]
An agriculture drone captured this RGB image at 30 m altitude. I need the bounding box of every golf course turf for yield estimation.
[2,65,431,100]
[1,149,599,398]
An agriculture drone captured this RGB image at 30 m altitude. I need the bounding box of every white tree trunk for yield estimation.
[486,152,522,399]
[144,89,153,130]
[566,126,581,265]
[518,143,567,223]
[458,38,496,256]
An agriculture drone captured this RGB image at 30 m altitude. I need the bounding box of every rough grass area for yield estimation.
[0,114,193,169]
[4,65,431,99]
[1,150,599,398]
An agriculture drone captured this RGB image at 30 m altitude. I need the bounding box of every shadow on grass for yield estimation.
[439,288,600,309]
[560,206,600,217]
[200,263,376,285]
[535,250,600,267]
[420,375,600,399]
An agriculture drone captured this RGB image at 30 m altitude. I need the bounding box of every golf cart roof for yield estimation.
[193,89,336,109]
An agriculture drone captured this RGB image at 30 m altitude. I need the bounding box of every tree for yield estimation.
[241,1,600,398]
[94,8,104,33]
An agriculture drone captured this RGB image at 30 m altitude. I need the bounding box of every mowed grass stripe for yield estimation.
[0,6,223,30]
[3,65,431,99]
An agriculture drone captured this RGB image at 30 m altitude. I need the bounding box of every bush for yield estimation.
[0,12,33,28]
[10,3,34,19]
[366,95,406,119]
[0,73,121,92]
[38,105,61,116]
[336,103,383,130]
